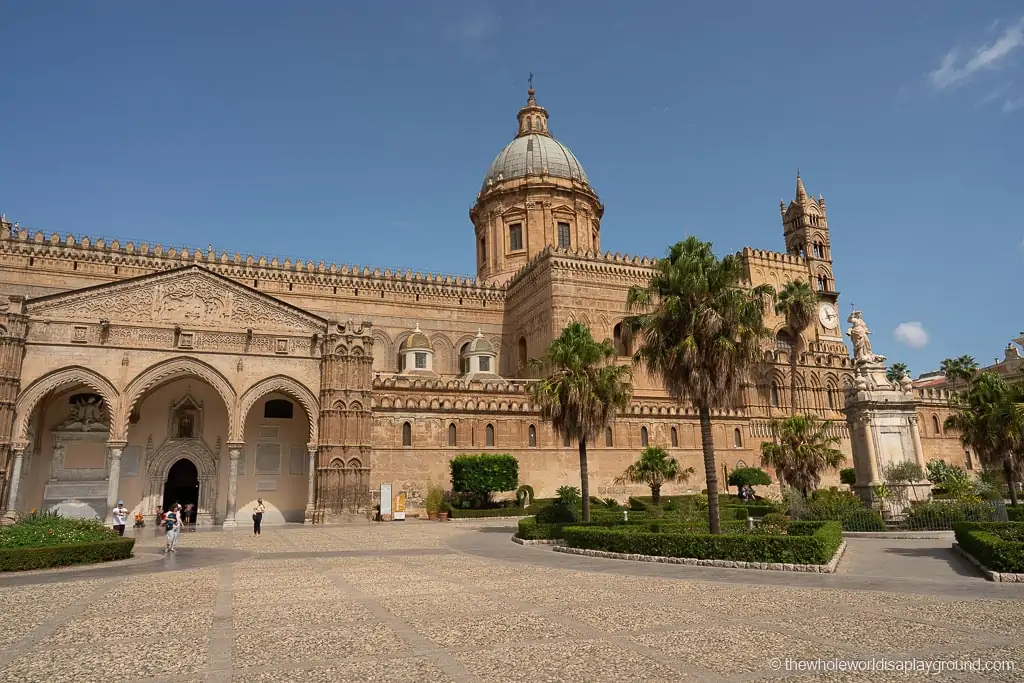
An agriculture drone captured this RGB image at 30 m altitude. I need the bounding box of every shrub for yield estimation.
[903,500,998,530]
[926,460,969,487]
[562,521,842,565]
[839,508,886,532]
[449,454,519,503]
[603,498,620,509]
[1007,506,1024,522]
[0,511,119,549]
[727,467,772,492]
[424,485,445,514]
[729,505,777,520]
[805,488,864,522]
[535,504,578,524]
[954,522,1024,573]
[839,468,857,486]
[556,486,582,506]
[754,512,789,536]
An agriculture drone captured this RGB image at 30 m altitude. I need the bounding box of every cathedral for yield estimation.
[0,87,963,525]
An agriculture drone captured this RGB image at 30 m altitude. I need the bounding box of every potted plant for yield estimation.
[424,485,444,521]
[438,503,450,521]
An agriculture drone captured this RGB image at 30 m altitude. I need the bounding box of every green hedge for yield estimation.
[448,507,531,519]
[516,515,751,541]
[1007,506,1024,522]
[954,522,1024,573]
[449,453,518,498]
[0,537,135,572]
[562,521,843,565]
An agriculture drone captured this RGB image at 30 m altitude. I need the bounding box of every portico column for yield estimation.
[304,444,317,523]
[3,445,26,521]
[223,443,243,529]
[104,442,127,524]
[861,419,880,485]
[909,415,927,470]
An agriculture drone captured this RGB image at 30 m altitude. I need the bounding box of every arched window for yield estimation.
[770,382,780,408]
[613,323,626,356]
[528,424,536,447]
[460,342,471,375]
[605,426,613,447]
[733,428,743,448]
[775,331,794,352]
[827,387,835,410]
[517,337,528,371]
[670,426,678,447]
[479,236,487,266]
[448,423,457,447]
[640,426,649,447]
[264,399,294,419]
[932,415,941,435]
[402,421,412,447]
[485,423,495,447]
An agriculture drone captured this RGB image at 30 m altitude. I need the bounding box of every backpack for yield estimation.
[165,512,177,531]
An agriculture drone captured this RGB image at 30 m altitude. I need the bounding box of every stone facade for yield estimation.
[0,87,967,522]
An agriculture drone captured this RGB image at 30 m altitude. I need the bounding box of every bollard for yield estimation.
[623,510,629,522]
[747,516,754,531]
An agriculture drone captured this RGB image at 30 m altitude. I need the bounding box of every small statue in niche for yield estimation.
[65,394,106,431]
[177,412,194,438]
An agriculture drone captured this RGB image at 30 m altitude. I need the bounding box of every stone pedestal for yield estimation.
[843,359,931,513]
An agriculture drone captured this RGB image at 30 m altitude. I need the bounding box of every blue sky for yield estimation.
[0,1,1021,375]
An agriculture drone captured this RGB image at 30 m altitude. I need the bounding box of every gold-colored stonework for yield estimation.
[0,89,965,523]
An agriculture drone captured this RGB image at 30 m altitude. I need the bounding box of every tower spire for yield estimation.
[795,171,808,202]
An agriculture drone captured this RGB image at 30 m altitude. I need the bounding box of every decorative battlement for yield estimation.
[915,386,952,402]
[0,219,504,301]
[740,246,806,266]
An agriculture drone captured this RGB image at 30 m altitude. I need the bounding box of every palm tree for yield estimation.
[623,237,774,534]
[775,279,818,415]
[945,372,1021,507]
[886,363,910,384]
[759,415,846,499]
[941,355,979,386]
[529,322,633,522]
[617,446,695,505]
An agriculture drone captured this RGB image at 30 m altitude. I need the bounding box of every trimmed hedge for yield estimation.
[516,515,751,541]
[562,521,843,565]
[954,522,1024,573]
[1007,506,1024,522]
[0,537,135,572]
[448,507,531,519]
[449,453,518,498]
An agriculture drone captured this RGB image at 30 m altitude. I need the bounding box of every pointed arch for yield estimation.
[371,329,394,372]
[14,366,120,442]
[236,375,320,443]
[122,357,237,441]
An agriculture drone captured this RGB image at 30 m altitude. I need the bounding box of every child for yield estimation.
[133,512,145,528]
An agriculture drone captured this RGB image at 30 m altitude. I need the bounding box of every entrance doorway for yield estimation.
[162,458,199,513]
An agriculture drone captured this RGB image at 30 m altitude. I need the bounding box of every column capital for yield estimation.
[11,442,28,454]
[226,441,245,450]
[106,440,128,450]
[306,442,319,454]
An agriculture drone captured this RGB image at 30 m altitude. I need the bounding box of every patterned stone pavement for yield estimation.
[1,522,1022,682]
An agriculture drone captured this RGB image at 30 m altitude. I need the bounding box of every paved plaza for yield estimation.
[1,522,1022,682]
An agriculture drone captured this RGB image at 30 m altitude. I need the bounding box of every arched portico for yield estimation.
[236,376,319,524]
[142,437,220,526]
[6,367,120,520]
[120,356,237,442]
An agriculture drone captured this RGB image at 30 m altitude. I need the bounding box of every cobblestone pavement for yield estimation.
[1,522,1022,682]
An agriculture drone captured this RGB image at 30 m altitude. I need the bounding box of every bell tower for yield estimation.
[782,173,836,298]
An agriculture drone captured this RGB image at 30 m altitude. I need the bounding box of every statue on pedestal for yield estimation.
[847,310,886,365]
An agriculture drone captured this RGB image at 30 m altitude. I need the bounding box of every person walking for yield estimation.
[111,500,128,536]
[164,504,182,553]
[252,498,266,536]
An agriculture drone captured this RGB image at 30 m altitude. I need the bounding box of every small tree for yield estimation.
[449,454,518,506]
[727,467,772,496]
[617,446,695,505]
[760,415,846,499]
[839,467,857,487]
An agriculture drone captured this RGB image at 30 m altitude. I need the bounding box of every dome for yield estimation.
[466,329,494,354]
[482,134,588,191]
[400,324,432,351]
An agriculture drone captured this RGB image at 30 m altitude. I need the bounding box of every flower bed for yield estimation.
[0,512,135,572]
[560,521,843,566]
[953,522,1024,575]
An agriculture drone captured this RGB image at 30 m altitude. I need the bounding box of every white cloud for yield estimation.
[894,322,930,349]
[929,18,1024,89]
[1002,96,1024,113]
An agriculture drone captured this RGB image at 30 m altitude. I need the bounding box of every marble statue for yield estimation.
[847,310,885,364]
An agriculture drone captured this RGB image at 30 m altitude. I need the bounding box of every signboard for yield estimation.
[394,492,406,521]
[379,483,393,520]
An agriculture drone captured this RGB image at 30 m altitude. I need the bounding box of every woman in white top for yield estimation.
[164,504,183,553]
[253,499,266,536]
